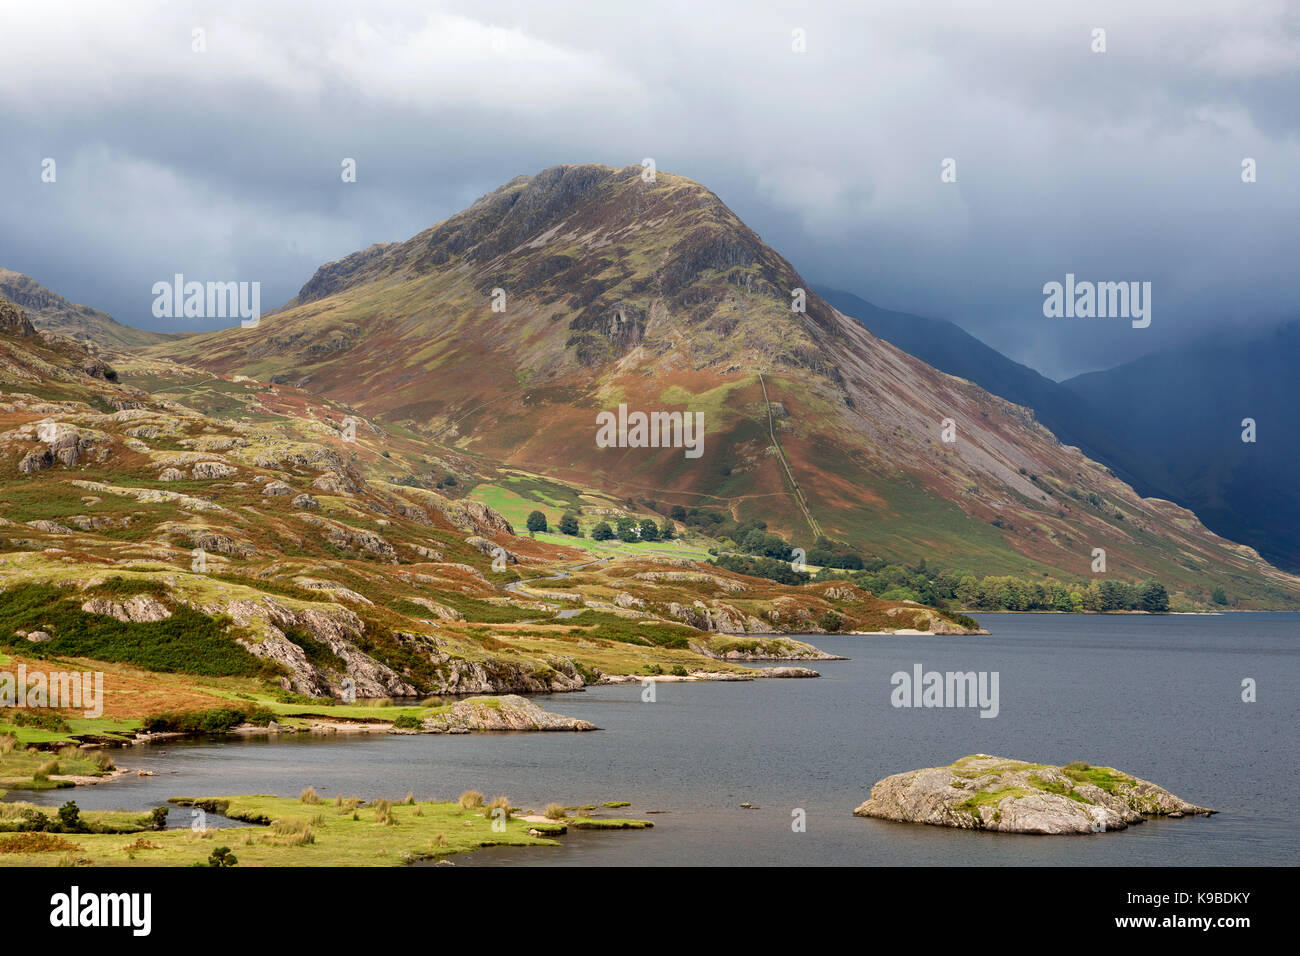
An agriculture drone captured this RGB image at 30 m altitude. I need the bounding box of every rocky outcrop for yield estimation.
[216,597,417,698]
[192,461,237,479]
[465,535,516,563]
[633,570,746,593]
[25,519,75,535]
[296,514,397,562]
[440,499,514,536]
[853,755,1215,834]
[665,599,768,634]
[420,695,595,733]
[81,595,172,623]
[311,471,357,495]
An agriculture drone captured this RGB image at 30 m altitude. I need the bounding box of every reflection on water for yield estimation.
[13,613,1298,865]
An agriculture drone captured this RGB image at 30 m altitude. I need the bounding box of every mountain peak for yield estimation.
[292,163,840,372]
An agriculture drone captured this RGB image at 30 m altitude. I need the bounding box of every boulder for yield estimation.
[191,461,237,479]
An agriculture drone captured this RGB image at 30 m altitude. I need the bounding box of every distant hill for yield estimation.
[1063,322,1300,573]
[0,267,182,350]
[820,286,1300,573]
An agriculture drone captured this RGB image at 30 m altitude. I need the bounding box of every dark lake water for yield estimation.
[16,613,1299,865]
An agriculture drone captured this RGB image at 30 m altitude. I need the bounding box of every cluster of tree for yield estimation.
[708,543,1176,614]
[589,515,675,543]
[712,553,811,585]
[814,560,1171,613]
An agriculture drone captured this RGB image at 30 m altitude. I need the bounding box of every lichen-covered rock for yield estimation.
[407,596,464,621]
[81,595,172,623]
[158,467,186,482]
[191,461,237,479]
[421,695,595,733]
[25,519,75,535]
[291,493,320,510]
[441,499,514,536]
[297,514,397,562]
[465,535,516,563]
[311,472,356,495]
[853,754,1215,834]
[262,480,294,496]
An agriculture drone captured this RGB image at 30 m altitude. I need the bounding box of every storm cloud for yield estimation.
[1,0,1296,377]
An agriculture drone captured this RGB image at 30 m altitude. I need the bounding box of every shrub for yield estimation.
[141,707,256,735]
[392,711,424,730]
[0,832,80,854]
[299,786,320,804]
[271,819,316,845]
[816,610,843,632]
[7,710,71,733]
[207,846,238,867]
[544,802,567,820]
[487,795,511,822]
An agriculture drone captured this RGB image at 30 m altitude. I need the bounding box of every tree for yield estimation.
[616,517,639,542]
[525,510,548,533]
[558,513,580,536]
[1211,587,1228,606]
[591,521,613,541]
[658,519,675,540]
[208,846,238,867]
[639,518,659,541]
[1140,581,1170,613]
[669,505,687,522]
[57,801,82,832]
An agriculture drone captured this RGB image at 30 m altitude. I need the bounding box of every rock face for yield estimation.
[421,695,596,733]
[853,754,1215,834]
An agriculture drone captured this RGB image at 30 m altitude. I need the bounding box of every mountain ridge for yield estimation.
[0,267,185,351]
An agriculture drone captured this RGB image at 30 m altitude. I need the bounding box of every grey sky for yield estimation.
[1,0,1296,378]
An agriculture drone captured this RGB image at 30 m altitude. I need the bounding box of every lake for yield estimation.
[16,612,1299,865]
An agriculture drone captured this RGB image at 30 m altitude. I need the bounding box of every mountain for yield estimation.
[0,267,181,351]
[148,163,1300,606]
[1063,322,1300,573]
[821,286,1300,574]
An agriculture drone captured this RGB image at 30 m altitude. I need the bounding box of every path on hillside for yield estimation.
[501,555,613,620]
[758,372,822,541]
